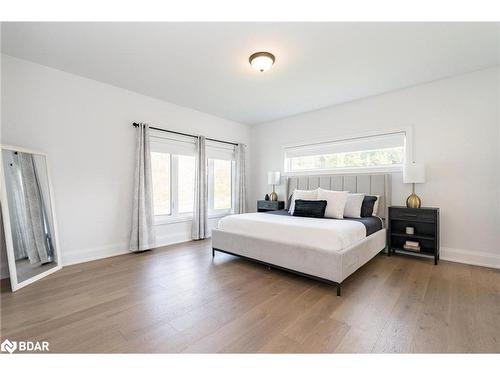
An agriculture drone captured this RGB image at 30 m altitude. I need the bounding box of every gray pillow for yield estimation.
[361,195,378,217]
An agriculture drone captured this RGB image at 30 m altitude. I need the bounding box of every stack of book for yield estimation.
[403,240,421,252]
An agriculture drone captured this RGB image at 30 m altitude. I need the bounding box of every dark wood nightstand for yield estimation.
[257,200,285,212]
[388,206,440,265]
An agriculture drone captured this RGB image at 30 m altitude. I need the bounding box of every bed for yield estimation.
[211,173,391,296]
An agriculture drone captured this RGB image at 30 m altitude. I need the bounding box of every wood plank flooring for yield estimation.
[1,239,499,353]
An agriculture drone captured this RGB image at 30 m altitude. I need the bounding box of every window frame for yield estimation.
[152,154,237,225]
[151,151,172,218]
[153,154,196,225]
[282,127,413,176]
[207,158,236,218]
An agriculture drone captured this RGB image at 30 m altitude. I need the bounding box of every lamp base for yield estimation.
[270,191,278,201]
[406,193,421,209]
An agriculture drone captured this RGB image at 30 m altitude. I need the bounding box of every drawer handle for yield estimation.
[403,213,418,217]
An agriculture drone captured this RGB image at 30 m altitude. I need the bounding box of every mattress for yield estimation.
[217,211,382,253]
[266,209,383,236]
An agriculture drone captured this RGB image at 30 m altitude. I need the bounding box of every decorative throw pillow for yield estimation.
[360,195,378,217]
[292,200,327,218]
[344,193,366,218]
[316,188,348,219]
[371,195,381,216]
[288,189,318,215]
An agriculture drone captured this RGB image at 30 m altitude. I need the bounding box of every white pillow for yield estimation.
[372,195,381,216]
[288,189,318,215]
[344,193,365,218]
[316,188,348,219]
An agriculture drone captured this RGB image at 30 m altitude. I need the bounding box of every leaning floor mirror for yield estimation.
[0,145,62,291]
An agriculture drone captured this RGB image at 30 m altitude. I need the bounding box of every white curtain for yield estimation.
[192,136,208,240]
[129,123,155,251]
[234,144,247,214]
[4,151,54,263]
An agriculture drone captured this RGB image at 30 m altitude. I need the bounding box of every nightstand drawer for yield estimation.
[259,201,278,210]
[390,208,436,223]
[257,200,284,211]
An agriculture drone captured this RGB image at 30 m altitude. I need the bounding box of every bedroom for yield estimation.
[0,1,499,373]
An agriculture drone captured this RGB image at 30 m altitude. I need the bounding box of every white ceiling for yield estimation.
[2,22,499,125]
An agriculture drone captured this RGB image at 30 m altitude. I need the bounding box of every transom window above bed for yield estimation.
[283,130,408,174]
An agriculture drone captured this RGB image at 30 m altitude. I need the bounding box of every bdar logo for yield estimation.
[1,339,49,353]
[1,339,17,354]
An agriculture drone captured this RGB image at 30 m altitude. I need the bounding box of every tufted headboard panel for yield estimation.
[285,173,392,220]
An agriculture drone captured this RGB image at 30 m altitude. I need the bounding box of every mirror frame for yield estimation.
[0,144,62,291]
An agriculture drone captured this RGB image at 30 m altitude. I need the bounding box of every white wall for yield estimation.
[250,67,500,268]
[2,53,499,276]
[1,55,251,273]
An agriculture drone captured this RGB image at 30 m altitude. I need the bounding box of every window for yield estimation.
[177,155,195,214]
[150,131,236,223]
[207,140,236,215]
[150,131,196,223]
[151,152,171,216]
[208,159,233,213]
[284,131,407,174]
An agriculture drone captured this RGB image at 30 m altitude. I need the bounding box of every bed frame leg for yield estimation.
[336,284,341,297]
[212,248,215,258]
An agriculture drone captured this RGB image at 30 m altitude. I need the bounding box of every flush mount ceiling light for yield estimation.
[249,52,275,72]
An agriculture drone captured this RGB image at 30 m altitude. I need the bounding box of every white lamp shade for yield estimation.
[403,163,426,184]
[267,171,281,185]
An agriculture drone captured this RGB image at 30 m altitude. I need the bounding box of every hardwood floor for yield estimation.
[1,239,499,353]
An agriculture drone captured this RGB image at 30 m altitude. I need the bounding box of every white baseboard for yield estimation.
[1,232,196,279]
[62,242,130,266]
[62,233,192,266]
[155,232,192,248]
[59,242,500,271]
[440,246,500,269]
[3,241,498,280]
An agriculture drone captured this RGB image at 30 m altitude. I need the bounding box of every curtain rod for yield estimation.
[132,122,238,146]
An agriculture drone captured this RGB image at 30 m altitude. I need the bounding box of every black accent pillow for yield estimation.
[292,200,327,218]
[361,195,378,217]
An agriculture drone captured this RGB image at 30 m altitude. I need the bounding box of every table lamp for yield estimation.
[403,162,426,208]
[267,171,281,201]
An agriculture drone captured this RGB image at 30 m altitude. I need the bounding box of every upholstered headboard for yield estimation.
[285,173,392,220]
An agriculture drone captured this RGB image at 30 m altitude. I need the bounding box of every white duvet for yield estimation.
[217,213,366,253]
